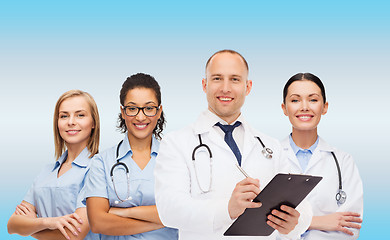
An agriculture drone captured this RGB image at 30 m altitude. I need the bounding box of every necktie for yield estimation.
[216,121,242,166]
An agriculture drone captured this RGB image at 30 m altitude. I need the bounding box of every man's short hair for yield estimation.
[205,49,249,72]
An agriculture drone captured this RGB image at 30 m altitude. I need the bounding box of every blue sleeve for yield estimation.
[82,154,109,205]
[22,164,52,206]
[76,168,90,209]
[23,183,35,206]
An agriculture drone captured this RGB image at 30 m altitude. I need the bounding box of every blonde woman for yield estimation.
[8,90,100,240]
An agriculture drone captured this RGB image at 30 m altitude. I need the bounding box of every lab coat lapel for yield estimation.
[305,150,321,173]
[241,124,258,165]
[193,111,233,156]
[205,129,241,167]
[208,127,232,152]
[305,137,334,172]
[281,137,302,172]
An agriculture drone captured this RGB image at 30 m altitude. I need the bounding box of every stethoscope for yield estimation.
[331,152,347,205]
[110,140,132,204]
[191,134,273,193]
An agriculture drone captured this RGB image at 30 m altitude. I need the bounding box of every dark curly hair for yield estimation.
[117,73,166,140]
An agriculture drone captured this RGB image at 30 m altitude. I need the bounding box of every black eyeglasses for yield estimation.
[122,106,160,117]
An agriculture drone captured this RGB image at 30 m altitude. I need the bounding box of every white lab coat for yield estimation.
[280,137,363,240]
[154,111,312,240]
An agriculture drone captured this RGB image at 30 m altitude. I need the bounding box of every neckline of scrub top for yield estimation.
[117,133,160,161]
[52,147,91,172]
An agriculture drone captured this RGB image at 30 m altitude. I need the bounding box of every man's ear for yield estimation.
[202,78,207,93]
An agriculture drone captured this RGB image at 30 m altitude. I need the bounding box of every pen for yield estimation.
[235,163,250,178]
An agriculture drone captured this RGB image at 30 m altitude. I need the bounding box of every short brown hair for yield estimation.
[53,90,100,160]
[205,49,249,72]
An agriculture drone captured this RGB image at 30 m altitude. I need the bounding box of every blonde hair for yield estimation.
[53,90,100,160]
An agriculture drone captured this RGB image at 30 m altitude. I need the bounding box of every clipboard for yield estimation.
[224,173,322,236]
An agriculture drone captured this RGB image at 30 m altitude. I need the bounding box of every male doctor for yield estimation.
[154,50,312,239]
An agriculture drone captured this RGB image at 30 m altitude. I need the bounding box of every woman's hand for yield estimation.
[310,212,362,235]
[15,202,37,218]
[42,213,83,240]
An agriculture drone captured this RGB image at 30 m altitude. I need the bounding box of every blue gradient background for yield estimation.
[1,1,389,239]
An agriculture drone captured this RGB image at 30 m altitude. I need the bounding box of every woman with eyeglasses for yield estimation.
[7,90,100,240]
[280,73,363,239]
[84,73,178,240]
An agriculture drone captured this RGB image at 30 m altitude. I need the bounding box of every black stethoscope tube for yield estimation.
[110,140,132,204]
[331,152,346,205]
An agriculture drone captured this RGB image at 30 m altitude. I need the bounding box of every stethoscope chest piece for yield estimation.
[256,137,273,159]
[331,151,346,205]
[262,147,273,159]
[336,189,347,205]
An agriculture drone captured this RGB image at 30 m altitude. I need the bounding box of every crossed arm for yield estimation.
[86,197,164,236]
[7,201,90,240]
[308,153,363,237]
[309,212,362,235]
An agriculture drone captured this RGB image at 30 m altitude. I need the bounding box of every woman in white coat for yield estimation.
[280,73,363,239]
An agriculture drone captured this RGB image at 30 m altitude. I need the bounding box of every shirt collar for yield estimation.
[117,134,160,160]
[288,134,319,155]
[194,109,246,134]
[53,147,91,171]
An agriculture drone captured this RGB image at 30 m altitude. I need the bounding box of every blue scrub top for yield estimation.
[24,147,100,240]
[83,135,178,240]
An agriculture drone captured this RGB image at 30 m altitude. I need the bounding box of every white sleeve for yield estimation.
[336,152,363,239]
[154,132,232,234]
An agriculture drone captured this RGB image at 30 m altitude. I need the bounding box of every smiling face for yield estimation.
[282,80,328,133]
[202,52,252,124]
[121,87,162,142]
[57,96,94,149]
